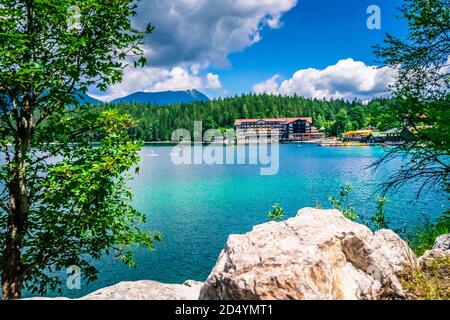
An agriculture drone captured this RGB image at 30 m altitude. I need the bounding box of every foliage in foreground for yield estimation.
[267,203,285,222]
[371,0,450,299]
[373,0,450,196]
[0,0,155,299]
[371,197,389,231]
[1,109,162,296]
[328,183,359,221]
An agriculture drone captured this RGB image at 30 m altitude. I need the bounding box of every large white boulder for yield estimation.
[199,208,418,300]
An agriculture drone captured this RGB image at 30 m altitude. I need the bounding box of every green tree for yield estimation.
[241,103,249,119]
[330,109,352,136]
[373,0,450,195]
[100,93,394,140]
[203,116,217,132]
[348,106,366,129]
[0,0,159,299]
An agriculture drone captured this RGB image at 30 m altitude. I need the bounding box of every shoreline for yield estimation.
[141,141,393,147]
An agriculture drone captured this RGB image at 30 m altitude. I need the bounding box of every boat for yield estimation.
[147,150,159,157]
[319,142,371,147]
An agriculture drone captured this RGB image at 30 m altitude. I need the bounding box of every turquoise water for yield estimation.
[38,144,449,297]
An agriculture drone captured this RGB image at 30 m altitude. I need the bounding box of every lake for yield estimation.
[34,144,449,297]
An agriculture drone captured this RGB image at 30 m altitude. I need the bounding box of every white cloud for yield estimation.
[266,14,284,29]
[206,73,222,89]
[151,67,204,92]
[135,0,298,68]
[92,0,297,100]
[92,67,222,102]
[253,58,397,100]
[190,64,202,76]
[253,75,280,94]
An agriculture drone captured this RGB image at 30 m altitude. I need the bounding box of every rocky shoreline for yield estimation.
[29,208,449,300]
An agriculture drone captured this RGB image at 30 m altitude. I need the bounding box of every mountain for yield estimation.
[111,89,209,106]
[76,93,102,105]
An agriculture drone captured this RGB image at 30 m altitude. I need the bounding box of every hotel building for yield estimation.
[234,117,324,142]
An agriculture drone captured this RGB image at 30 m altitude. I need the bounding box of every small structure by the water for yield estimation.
[235,117,325,143]
[343,127,412,144]
[379,128,409,142]
[343,130,373,143]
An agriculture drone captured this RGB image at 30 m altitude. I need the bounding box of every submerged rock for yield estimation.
[199,208,417,300]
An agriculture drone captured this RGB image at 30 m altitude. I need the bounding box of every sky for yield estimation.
[90,0,409,102]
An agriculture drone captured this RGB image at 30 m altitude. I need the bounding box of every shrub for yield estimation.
[267,203,285,222]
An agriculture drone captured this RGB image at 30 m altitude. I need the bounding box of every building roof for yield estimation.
[343,130,373,137]
[380,128,402,135]
[234,117,313,126]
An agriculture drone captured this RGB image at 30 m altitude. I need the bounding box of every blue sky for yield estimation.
[219,0,407,96]
[92,0,408,102]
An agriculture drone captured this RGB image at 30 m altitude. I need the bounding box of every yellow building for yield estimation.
[343,130,373,142]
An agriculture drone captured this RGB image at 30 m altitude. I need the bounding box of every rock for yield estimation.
[25,297,71,300]
[419,234,450,269]
[25,280,203,300]
[199,208,417,300]
[183,280,204,288]
[419,249,450,268]
[432,234,450,251]
[81,280,202,300]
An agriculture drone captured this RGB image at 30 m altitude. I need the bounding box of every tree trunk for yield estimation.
[2,110,32,300]
[2,2,34,300]
[2,151,28,299]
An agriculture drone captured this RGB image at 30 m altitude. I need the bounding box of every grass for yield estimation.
[400,211,449,300]
[400,257,450,300]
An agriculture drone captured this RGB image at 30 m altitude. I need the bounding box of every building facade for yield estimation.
[343,130,373,143]
[235,117,324,142]
[343,128,413,143]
